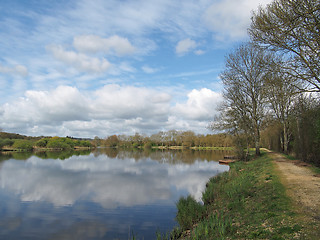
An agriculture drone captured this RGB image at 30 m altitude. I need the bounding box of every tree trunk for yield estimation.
[255,127,260,156]
[246,137,250,161]
[283,123,289,155]
[280,134,284,153]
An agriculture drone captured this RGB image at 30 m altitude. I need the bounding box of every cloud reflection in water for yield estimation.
[0,153,229,208]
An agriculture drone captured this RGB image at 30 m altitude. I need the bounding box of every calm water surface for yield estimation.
[0,149,230,240]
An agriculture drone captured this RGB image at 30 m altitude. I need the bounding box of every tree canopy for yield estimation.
[249,0,320,92]
[218,43,272,157]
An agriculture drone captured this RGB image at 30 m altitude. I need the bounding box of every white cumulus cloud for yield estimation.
[47,45,111,73]
[92,84,171,120]
[176,38,197,55]
[73,35,136,56]
[1,86,90,127]
[204,0,272,41]
[173,88,222,121]
[0,85,222,137]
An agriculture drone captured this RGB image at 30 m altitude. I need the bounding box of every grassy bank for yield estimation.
[165,152,303,239]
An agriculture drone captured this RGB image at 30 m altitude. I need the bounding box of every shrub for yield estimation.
[35,138,49,148]
[0,138,14,148]
[79,140,92,147]
[12,140,33,151]
[46,138,72,150]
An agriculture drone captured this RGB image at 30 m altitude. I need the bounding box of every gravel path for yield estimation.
[269,152,320,237]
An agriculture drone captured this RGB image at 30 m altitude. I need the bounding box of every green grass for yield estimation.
[168,153,303,239]
[310,166,320,175]
[283,154,297,161]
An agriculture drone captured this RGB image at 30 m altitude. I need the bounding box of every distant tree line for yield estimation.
[213,0,320,165]
[97,130,233,149]
[0,132,92,151]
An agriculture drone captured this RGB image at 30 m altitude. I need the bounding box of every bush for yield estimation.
[79,140,92,147]
[12,140,34,151]
[0,138,14,148]
[46,138,72,150]
[35,138,49,148]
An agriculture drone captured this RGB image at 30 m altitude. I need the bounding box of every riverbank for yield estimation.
[166,151,320,239]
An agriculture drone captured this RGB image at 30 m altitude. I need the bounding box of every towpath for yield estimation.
[268,151,320,238]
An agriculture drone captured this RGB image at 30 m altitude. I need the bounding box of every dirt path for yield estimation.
[268,152,320,237]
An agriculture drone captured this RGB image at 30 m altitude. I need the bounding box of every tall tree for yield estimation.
[265,57,297,154]
[219,43,271,156]
[249,0,320,92]
[211,102,253,160]
[291,95,320,165]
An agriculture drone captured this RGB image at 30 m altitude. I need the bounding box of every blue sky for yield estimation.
[0,0,272,138]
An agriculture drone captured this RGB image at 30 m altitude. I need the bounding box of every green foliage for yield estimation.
[0,132,93,152]
[132,142,140,148]
[106,131,233,149]
[0,138,14,148]
[291,97,320,166]
[172,154,303,239]
[46,137,72,150]
[35,138,49,147]
[249,0,320,92]
[12,139,34,151]
[0,132,26,139]
[79,140,92,147]
[188,212,232,240]
[175,195,205,231]
[35,137,91,150]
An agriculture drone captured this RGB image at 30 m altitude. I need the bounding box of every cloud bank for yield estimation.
[0,85,222,137]
[0,0,272,137]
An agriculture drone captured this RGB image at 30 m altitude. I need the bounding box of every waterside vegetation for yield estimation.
[163,152,313,239]
[98,131,233,150]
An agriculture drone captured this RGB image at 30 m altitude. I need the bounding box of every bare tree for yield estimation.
[219,43,271,156]
[211,102,253,160]
[265,57,298,154]
[249,0,320,92]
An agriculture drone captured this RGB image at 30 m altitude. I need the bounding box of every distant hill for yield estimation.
[0,132,43,140]
[0,132,92,141]
[66,136,93,141]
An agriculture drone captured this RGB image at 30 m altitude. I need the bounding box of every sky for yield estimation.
[0,0,272,138]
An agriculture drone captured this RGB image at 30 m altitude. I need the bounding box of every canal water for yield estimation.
[0,149,229,239]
